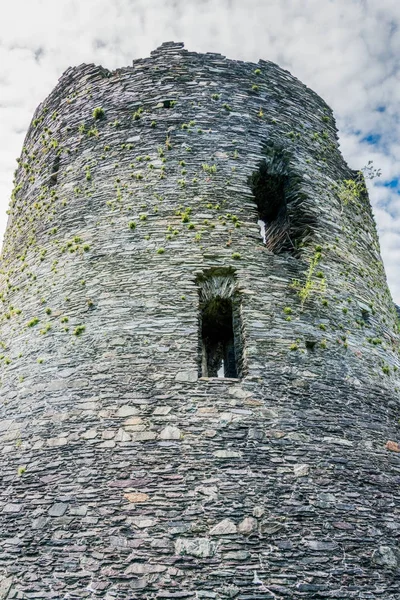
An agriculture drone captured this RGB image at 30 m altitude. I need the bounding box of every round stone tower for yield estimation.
[0,42,399,599]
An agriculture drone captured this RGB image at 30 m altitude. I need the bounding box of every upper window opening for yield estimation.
[50,155,60,187]
[361,308,371,325]
[249,146,317,256]
[197,268,243,379]
[251,163,289,252]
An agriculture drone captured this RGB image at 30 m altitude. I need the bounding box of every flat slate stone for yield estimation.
[48,503,68,517]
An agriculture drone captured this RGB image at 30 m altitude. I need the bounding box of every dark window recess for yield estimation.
[305,339,317,351]
[361,308,371,325]
[197,268,243,379]
[201,297,237,377]
[252,164,288,251]
[50,155,60,186]
[163,99,175,108]
[249,146,317,256]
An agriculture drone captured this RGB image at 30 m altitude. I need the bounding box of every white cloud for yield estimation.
[0,0,399,301]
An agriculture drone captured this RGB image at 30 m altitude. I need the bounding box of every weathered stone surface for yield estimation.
[114,428,131,442]
[116,405,139,417]
[175,538,216,558]
[385,440,400,452]
[223,550,250,560]
[124,492,149,503]
[130,431,157,442]
[306,540,339,551]
[238,516,257,534]
[371,546,399,569]
[293,463,310,477]
[2,504,22,514]
[128,516,158,528]
[125,562,167,575]
[153,406,172,415]
[209,519,237,536]
[0,577,12,600]
[213,449,242,458]
[48,502,68,517]
[81,428,98,439]
[175,370,198,382]
[0,41,399,599]
[159,426,182,440]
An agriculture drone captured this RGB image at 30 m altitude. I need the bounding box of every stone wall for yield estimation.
[0,42,399,599]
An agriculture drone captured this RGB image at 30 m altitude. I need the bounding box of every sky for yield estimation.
[0,0,399,302]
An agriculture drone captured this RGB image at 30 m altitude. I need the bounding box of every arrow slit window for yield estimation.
[197,269,243,379]
[50,155,60,187]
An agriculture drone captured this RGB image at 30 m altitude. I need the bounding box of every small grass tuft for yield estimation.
[73,325,85,336]
[93,107,105,120]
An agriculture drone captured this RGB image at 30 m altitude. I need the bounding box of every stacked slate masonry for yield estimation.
[0,42,399,599]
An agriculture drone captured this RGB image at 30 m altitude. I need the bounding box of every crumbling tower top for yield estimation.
[0,42,399,598]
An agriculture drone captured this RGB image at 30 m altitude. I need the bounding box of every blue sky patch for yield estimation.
[361,133,381,145]
[382,177,399,189]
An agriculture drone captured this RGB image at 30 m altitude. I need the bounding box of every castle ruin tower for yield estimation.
[0,42,399,599]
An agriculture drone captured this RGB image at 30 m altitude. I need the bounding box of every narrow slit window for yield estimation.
[201,297,237,378]
[361,308,371,325]
[197,268,243,379]
[50,155,60,187]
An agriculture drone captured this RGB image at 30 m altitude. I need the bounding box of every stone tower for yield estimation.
[0,42,399,599]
